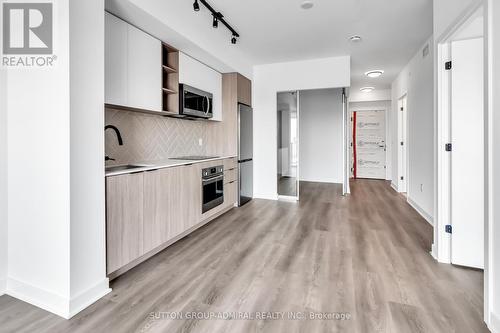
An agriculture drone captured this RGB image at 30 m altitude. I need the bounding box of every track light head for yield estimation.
[231,35,237,44]
[193,0,200,11]
[212,15,218,28]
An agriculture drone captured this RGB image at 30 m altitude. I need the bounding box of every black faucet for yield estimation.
[105,125,123,161]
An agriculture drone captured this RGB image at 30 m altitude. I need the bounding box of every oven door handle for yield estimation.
[202,175,224,184]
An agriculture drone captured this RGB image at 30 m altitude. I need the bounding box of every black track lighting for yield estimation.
[193,0,200,11]
[193,0,240,44]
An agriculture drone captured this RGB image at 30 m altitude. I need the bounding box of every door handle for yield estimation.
[204,96,210,115]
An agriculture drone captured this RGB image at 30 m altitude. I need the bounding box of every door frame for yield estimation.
[435,3,484,263]
[434,1,490,326]
[276,90,300,201]
[397,94,409,193]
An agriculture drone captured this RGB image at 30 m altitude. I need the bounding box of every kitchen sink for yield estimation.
[105,164,151,173]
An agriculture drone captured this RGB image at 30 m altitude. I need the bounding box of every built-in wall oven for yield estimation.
[179,84,213,119]
[202,165,224,213]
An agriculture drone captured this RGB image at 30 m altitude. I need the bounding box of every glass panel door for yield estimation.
[277,91,299,199]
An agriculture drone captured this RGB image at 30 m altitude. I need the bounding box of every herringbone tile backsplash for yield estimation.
[105,108,211,165]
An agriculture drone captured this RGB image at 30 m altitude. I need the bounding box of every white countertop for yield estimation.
[105,156,237,177]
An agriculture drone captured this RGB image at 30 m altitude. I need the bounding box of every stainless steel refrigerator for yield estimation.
[238,103,253,206]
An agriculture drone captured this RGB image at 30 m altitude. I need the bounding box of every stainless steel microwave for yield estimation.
[179,84,213,119]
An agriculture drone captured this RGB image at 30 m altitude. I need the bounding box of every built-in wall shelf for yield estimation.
[162,65,177,74]
[162,44,179,114]
[162,87,177,94]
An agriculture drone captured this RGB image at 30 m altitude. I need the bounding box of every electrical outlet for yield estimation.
[198,138,203,146]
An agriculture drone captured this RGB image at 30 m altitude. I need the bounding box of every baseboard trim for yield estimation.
[430,243,438,261]
[490,312,500,333]
[407,196,434,226]
[298,179,342,184]
[6,276,111,319]
[6,276,71,318]
[390,182,399,192]
[254,193,279,201]
[69,278,110,319]
[0,277,6,296]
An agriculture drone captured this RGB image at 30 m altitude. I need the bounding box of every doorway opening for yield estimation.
[436,2,487,322]
[276,88,348,200]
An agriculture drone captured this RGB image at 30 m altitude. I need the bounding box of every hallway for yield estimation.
[0,181,487,332]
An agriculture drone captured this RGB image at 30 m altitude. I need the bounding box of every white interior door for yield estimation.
[450,37,484,269]
[353,111,386,179]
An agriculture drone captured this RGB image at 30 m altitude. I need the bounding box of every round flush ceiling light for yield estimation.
[360,87,375,93]
[365,70,384,78]
[301,1,314,10]
[349,35,362,42]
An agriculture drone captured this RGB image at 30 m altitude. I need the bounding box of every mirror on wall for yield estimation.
[277,91,299,199]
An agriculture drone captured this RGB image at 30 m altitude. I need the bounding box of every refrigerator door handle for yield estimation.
[238,158,253,163]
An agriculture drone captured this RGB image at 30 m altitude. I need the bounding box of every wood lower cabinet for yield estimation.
[224,180,238,209]
[106,158,237,276]
[106,172,144,274]
[143,165,201,253]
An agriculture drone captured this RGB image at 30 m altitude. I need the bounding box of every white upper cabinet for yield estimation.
[179,52,222,121]
[105,12,127,106]
[105,13,162,111]
[127,24,162,111]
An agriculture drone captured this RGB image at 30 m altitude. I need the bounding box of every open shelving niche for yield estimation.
[162,44,179,114]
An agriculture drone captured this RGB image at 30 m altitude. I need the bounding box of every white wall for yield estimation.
[488,0,500,330]
[5,0,109,318]
[349,100,392,180]
[349,89,391,103]
[0,68,7,295]
[7,0,72,316]
[391,36,434,219]
[69,0,110,317]
[299,89,343,183]
[253,56,350,199]
[434,0,482,40]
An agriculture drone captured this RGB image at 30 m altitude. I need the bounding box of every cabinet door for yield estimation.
[143,165,201,250]
[143,169,169,252]
[106,173,144,274]
[180,164,202,230]
[127,24,162,111]
[105,12,128,105]
[237,74,252,106]
[224,180,238,208]
[179,52,222,121]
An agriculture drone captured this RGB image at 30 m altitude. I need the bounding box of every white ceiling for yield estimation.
[109,0,433,92]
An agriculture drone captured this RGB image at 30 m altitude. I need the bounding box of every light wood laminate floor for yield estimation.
[0,180,488,333]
